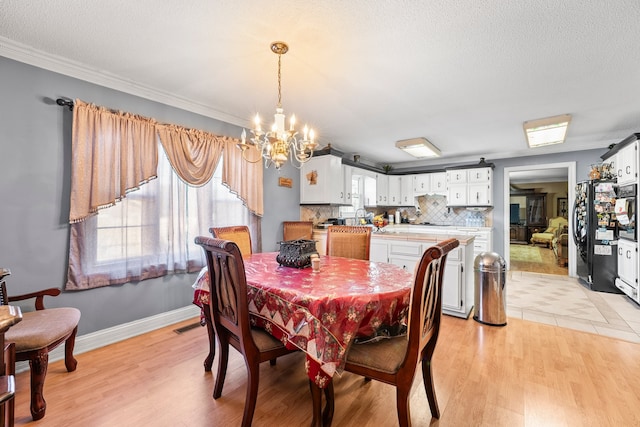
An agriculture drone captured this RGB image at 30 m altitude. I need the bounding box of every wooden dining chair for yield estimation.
[282,221,314,241]
[341,238,459,426]
[0,269,80,421]
[326,225,372,260]
[209,225,253,258]
[194,236,298,427]
[203,225,253,371]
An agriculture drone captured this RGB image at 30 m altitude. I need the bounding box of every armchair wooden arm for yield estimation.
[7,288,61,310]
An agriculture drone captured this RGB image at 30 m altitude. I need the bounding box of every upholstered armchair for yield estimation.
[530,217,568,248]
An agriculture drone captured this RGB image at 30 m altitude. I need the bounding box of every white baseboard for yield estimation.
[16,305,201,373]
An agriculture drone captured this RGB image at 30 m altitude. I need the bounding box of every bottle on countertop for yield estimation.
[395,210,401,225]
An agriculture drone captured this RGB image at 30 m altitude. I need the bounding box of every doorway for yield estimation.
[503,162,577,277]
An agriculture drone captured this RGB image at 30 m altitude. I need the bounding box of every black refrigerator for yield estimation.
[573,180,621,293]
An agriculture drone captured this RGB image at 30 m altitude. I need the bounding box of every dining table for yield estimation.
[192,252,415,426]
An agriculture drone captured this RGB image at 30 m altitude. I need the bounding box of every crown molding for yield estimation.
[0,36,245,127]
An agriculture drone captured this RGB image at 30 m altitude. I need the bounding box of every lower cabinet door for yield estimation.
[442,261,463,311]
[389,256,418,272]
[370,241,388,263]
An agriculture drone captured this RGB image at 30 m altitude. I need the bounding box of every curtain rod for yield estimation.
[56,98,74,110]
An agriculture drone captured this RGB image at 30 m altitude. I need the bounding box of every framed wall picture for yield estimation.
[557,197,568,217]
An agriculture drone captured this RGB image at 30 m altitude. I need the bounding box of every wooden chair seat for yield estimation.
[6,308,80,353]
[0,274,80,421]
[345,335,408,374]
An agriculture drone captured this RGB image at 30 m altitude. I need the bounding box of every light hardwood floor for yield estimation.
[12,315,640,426]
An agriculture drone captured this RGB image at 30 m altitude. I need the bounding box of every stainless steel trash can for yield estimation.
[473,252,507,326]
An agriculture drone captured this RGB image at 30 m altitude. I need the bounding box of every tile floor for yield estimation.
[506,270,640,343]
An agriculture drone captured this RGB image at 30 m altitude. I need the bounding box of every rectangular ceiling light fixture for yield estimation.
[396,137,441,158]
[523,114,572,148]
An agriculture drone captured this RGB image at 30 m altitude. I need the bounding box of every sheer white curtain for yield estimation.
[66,150,254,290]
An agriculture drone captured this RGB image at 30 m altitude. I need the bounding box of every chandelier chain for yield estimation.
[277,54,282,108]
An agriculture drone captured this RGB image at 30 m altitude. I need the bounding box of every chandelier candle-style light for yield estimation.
[237,41,317,169]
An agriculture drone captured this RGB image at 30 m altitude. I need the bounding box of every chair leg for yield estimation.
[421,359,440,419]
[396,381,412,427]
[64,327,78,372]
[202,305,215,372]
[28,350,48,421]
[212,337,229,399]
[241,362,260,427]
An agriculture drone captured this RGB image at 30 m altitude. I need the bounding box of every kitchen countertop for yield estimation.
[312,226,475,245]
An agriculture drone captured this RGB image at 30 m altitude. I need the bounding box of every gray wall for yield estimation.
[0,56,299,335]
[262,162,302,252]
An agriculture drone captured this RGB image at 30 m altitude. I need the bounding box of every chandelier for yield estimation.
[237,41,318,169]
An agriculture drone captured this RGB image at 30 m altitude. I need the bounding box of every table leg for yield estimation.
[309,379,334,427]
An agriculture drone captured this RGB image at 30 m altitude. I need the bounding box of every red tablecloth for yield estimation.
[193,252,413,388]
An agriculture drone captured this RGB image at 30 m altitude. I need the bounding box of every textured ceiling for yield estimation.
[1,0,639,168]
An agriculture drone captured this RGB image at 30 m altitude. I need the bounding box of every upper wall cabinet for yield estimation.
[300,155,345,204]
[430,172,447,195]
[446,167,493,207]
[414,172,446,196]
[616,140,638,185]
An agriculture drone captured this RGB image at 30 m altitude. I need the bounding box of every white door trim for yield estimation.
[503,162,577,277]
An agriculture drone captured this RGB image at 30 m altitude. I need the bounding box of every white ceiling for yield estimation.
[1,1,639,168]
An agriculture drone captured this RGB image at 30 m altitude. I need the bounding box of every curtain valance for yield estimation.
[69,99,264,222]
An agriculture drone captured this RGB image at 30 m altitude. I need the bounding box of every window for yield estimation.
[67,147,251,289]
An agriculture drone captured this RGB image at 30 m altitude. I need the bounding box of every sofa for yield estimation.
[530,217,568,249]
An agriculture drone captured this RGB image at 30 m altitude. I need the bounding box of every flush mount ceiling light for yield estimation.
[523,114,571,148]
[396,137,441,158]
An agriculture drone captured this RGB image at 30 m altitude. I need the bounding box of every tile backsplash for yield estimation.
[300,194,493,227]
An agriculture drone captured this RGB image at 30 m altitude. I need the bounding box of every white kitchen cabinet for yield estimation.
[370,240,388,262]
[363,174,377,207]
[468,183,492,206]
[387,175,402,206]
[447,169,467,184]
[376,173,389,205]
[443,257,464,312]
[468,167,492,183]
[617,239,638,291]
[447,184,468,206]
[446,167,493,206]
[300,155,345,204]
[413,174,430,195]
[400,176,414,206]
[342,164,353,206]
[414,172,446,196]
[376,235,474,318]
[441,244,474,318]
[388,240,424,271]
[430,172,447,195]
[616,141,638,185]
